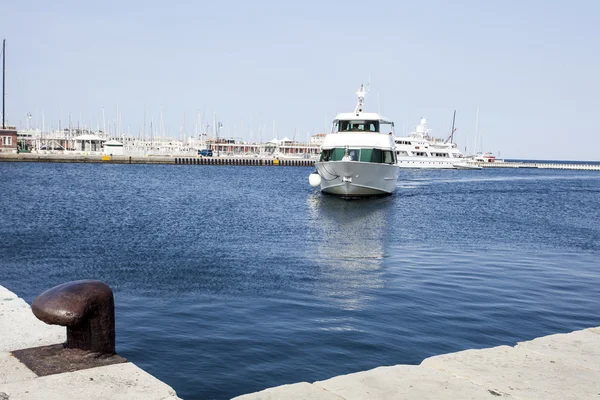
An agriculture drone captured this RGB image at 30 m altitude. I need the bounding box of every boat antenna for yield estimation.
[354,84,366,115]
[445,110,456,144]
[2,39,5,129]
[474,106,480,153]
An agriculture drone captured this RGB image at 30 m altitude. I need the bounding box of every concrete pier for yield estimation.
[234,326,600,399]
[0,285,180,400]
[0,153,316,167]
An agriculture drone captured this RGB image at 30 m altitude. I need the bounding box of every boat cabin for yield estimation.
[331,113,394,135]
[319,113,396,164]
[337,120,379,132]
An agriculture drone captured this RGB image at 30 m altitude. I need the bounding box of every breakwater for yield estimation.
[0,152,315,166]
[174,157,314,166]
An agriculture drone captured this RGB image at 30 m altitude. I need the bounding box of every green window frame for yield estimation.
[320,148,395,164]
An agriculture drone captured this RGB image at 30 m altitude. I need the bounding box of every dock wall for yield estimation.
[0,153,316,167]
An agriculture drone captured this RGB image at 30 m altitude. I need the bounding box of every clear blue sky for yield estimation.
[2,0,599,160]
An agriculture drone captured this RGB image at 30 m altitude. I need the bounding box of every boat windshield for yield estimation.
[320,148,395,164]
[336,120,379,133]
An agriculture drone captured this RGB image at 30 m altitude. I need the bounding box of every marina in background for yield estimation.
[1,40,598,170]
[9,126,322,160]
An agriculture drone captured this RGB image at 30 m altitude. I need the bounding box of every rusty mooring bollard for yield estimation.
[32,280,116,355]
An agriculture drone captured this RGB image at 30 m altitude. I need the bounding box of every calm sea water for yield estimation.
[2,163,600,399]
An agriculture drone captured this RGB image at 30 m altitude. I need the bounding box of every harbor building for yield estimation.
[0,125,17,152]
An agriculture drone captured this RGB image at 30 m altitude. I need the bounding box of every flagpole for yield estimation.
[2,39,6,129]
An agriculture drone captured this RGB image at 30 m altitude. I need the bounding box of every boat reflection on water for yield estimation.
[305,194,395,311]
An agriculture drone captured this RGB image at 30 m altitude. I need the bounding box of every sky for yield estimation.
[2,0,599,160]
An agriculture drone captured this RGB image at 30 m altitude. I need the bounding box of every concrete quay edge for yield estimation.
[0,152,315,166]
[234,327,600,400]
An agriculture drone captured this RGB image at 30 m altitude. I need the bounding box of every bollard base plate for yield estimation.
[12,344,127,376]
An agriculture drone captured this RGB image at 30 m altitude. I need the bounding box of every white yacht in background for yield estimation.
[308,85,399,197]
[394,117,478,169]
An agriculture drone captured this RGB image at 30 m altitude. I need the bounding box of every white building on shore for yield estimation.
[17,128,322,159]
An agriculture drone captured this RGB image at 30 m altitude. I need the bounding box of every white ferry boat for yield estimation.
[309,85,399,197]
[394,117,476,169]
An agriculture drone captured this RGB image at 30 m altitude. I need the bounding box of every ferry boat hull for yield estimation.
[315,161,399,197]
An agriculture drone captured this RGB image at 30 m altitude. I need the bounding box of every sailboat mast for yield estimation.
[474,106,480,154]
[450,110,456,143]
[2,39,5,129]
